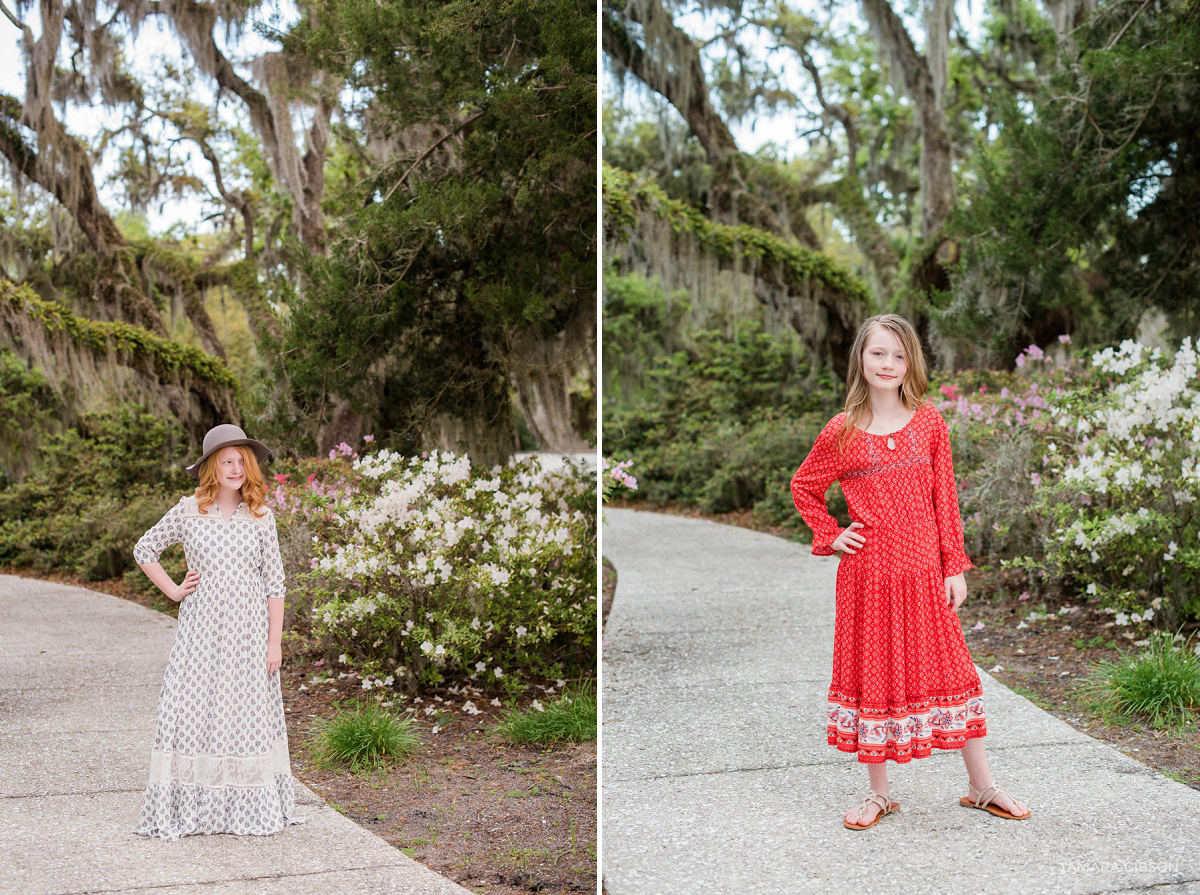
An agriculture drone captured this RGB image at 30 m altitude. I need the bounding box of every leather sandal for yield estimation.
[843,790,900,830]
[959,781,1031,819]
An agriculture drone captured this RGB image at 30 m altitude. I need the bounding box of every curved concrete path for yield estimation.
[0,574,471,895]
[601,509,1200,895]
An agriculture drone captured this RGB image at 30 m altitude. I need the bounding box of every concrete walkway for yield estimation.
[0,574,471,895]
[601,509,1200,895]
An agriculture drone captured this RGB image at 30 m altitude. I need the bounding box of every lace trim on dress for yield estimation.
[177,496,273,527]
[147,735,292,789]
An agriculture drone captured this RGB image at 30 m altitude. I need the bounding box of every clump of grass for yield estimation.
[496,682,596,744]
[310,700,422,769]
[1086,632,1200,729]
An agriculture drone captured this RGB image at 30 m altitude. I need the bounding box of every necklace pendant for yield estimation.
[886,436,896,451]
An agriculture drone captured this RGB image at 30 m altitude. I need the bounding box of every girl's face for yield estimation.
[861,327,908,394]
[215,446,247,492]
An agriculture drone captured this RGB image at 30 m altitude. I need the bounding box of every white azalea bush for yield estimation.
[298,450,596,693]
[946,338,1200,627]
[1022,339,1200,627]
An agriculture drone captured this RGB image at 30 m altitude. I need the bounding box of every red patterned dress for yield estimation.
[791,401,986,763]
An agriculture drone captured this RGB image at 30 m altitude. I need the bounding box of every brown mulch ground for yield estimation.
[5,566,597,895]
[601,502,1200,789]
[283,665,597,895]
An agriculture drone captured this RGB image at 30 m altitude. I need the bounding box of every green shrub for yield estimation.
[1085,632,1200,729]
[495,683,596,744]
[602,271,690,410]
[603,326,842,531]
[310,700,422,769]
[0,406,191,580]
[0,348,62,483]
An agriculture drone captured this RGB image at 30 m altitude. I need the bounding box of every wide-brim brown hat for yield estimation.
[186,424,274,478]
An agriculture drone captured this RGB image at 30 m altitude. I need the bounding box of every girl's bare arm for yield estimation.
[266,597,284,673]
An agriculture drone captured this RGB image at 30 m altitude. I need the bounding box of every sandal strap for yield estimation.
[852,790,892,815]
[969,782,1003,808]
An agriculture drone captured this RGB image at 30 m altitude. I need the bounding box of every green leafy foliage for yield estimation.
[949,0,1200,361]
[604,326,843,527]
[0,348,61,483]
[0,279,238,390]
[0,406,191,580]
[602,271,691,410]
[279,0,595,460]
[603,166,872,307]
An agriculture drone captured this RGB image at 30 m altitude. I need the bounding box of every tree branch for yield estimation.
[195,136,255,258]
[953,33,1039,94]
[380,110,486,204]
[859,0,954,239]
[1105,0,1152,50]
[602,1,740,165]
[796,44,859,165]
[0,0,31,38]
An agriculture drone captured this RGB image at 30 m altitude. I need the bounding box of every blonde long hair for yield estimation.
[837,314,930,450]
[195,445,269,518]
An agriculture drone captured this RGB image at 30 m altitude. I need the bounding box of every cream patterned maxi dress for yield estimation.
[132,496,305,840]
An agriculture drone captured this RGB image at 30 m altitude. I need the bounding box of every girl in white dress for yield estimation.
[133,424,305,840]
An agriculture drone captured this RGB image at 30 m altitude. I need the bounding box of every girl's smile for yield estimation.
[862,329,907,391]
[216,447,247,490]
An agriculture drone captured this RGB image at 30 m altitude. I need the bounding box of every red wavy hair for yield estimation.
[195,445,269,518]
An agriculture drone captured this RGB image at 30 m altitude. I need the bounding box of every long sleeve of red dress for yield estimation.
[930,411,973,578]
[790,414,847,556]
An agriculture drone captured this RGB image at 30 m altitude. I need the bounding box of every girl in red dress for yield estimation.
[791,314,1031,830]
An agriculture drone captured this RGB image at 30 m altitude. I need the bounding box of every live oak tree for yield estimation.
[0,0,594,467]
[603,0,1191,377]
[281,0,596,463]
[948,0,1200,363]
